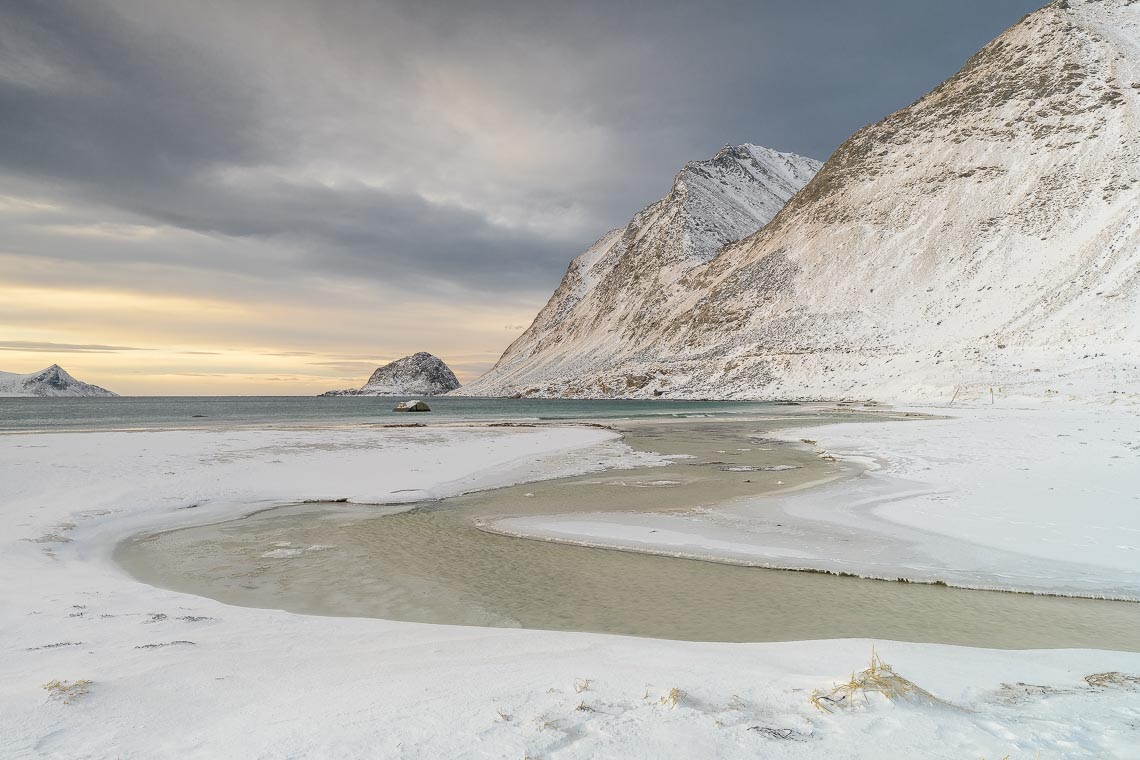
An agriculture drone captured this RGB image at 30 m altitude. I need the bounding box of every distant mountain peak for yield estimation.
[0,364,118,397]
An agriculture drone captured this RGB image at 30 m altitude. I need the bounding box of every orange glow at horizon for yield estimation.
[0,282,538,395]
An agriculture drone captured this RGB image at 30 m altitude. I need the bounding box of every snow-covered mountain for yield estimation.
[461,0,1140,402]
[455,144,821,397]
[0,364,118,397]
[320,352,460,396]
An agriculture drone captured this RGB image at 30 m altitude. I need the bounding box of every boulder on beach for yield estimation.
[393,400,431,412]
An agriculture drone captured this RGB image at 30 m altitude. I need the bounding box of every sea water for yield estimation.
[0,395,787,433]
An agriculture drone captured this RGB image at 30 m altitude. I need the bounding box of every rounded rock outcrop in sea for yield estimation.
[319,352,460,396]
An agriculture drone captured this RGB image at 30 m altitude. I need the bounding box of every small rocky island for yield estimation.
[320,352,460,396]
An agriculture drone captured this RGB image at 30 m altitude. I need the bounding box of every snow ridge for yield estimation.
[0,364,118,397]
[321,352,460,396]
[461,0,1140,402]
[455,144,821,397]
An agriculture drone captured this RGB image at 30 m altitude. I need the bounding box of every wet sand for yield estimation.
[116,414,1140,648]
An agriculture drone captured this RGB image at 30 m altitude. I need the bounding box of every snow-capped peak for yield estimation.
[0,365,119,397]
[460,0,1140,401]
[454,144,821,397]
[669,144,822,263]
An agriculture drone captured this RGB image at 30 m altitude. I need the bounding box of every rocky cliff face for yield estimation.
[0,364,118,397]
[461,0,1140,402]
[321,352,460,396]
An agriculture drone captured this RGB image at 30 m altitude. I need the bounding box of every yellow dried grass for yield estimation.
[42,678,92,704]
[659,687,685,709]
[810,645,949,712]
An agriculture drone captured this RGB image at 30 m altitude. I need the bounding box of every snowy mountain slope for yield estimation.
[455,145,821,396]
[320,352,460,396]
[462,0,1140,402]
[0,364,118,397]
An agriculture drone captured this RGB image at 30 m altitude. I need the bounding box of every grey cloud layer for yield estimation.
[1,0,1043,297]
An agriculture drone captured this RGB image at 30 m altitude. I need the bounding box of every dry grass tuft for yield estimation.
[534,716,560,731]
[810,645,950,712]
[659,687,685,709]
[1085,671,1140,689]
[42,679,92,704]
[994,681,1074,704]
[748,726,801,740]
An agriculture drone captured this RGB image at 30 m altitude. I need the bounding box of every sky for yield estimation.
[0,0,1043,395]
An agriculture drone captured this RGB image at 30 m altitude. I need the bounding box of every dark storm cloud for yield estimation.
[0,0,1044,296]
[119,177,579,290]
[0,1,268,188]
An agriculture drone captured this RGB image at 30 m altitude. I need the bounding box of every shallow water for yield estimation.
[117,416,1140,648]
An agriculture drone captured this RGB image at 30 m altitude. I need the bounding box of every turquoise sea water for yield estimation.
[0,396,784,433]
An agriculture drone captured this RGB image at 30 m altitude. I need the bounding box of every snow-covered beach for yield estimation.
[3,407,1139,758]
[489,405,1140,600]
[6,0,1140,756]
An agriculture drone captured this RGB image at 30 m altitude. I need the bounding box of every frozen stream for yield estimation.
[116,417,1140,648]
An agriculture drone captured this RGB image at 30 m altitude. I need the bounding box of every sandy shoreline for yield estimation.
[483,406,1140,601]
[114,414,1140,650]
[4,407,1140,758]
